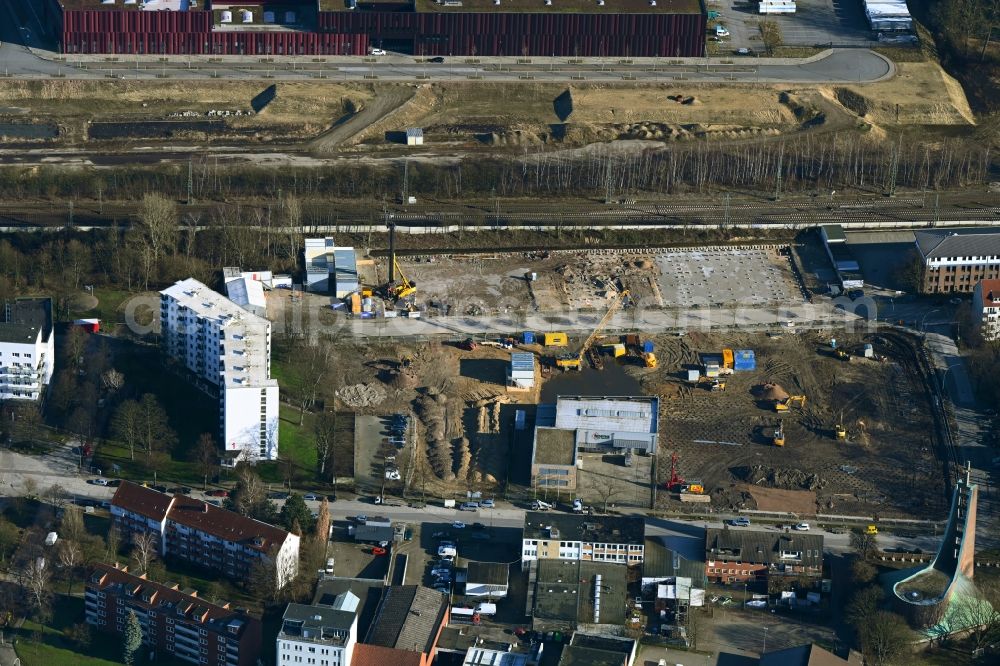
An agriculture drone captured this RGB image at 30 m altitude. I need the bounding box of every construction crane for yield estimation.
[379,220,417,303]
[555,288,630,371]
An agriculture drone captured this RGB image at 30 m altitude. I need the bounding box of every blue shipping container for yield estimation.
[734,349,756,371]
[642,340,654,353]
[515,409,526,431]
[523,331,535,344]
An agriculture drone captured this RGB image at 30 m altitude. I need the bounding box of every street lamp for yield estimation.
[762,626,769,654]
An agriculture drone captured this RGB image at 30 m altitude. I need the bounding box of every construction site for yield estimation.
[290,236,951,520]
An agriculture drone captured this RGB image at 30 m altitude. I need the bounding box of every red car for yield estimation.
[206,489,229,497]
[372,547,387,556]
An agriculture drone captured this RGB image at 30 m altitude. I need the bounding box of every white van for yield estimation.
[437,545,457,557]
[474,603,497,616]
[715,25,730,37]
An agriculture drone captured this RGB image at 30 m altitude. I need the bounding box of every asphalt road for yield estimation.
[0,439,943,558]
[0,11,893,85]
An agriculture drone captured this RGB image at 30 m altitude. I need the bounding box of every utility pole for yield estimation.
[886,142,899,198]
[401,159,409,206]
[187,158,194,205]
[773,150,783,201]
[603,155,614,204]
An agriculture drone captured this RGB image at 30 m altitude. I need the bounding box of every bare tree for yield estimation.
[131,532,158,575]
[850,531,878,561]
[951,580,1000,653]
[196,433,217,490]
[106,525,122,560]
[314,410,337,480]
[589,474,625,513]
[758,20,782,56]
[232,463,267,516]
[101,369,125,392]
[137,393,176,462]
[137,193,179,263]
[112,399,142,461]
[293,342,331,425]
[61,504,85,543]
[860,611,912,666]
[58,540,82,593]
[21,557,52,614]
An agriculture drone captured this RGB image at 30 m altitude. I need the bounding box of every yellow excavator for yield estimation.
[555,288,630,371]
[774,395,806,412]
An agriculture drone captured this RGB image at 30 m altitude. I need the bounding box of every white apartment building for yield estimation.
[0,298,54,402]
[160,278,279,461]
[277,593,360,666]
[973,279,1000,341]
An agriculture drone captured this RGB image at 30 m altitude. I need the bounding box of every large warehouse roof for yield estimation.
[321,0,702,13]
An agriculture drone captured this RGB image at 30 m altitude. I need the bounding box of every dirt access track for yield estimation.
[0,60,973,153]
[646,328,948,520]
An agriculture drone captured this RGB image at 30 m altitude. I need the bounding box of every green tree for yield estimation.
[123,610,142,666]
[280,494,314,534]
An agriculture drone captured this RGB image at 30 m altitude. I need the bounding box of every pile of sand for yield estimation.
[336,383,387,407]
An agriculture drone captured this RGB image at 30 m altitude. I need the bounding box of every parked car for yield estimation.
[370,48,387,55]
[354,515,368,523]
[793,522,810,531]
[729,517,751,527]
[460,502,479,511]
[303,494,320,501]
[428,56,445,63]
[479,499,495,509]
[177,486,193,495]
[434,585,450,594]
[452,521,466,529]
[90,478,108,486]
[206,489,229,497]
[471,522,485,530]
[269,491,290,500]
[107,479,122,487]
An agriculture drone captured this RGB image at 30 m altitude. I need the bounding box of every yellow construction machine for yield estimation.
[774,395,806,412]
[834,423,847,439]
[554,289,630,371]
[380,221,417,303]
[762,421,786,446]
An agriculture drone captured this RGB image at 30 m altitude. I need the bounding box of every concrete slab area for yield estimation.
[655,248,801,307]
[712,0,873,51]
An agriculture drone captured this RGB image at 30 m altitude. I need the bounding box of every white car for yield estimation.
[715,25,730,38]
[385,469,401,480]
[370,48,387,56]
[452,521,466,529]
[793,522,810,531]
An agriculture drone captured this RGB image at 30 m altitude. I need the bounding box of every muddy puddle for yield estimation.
[540,361,644,402]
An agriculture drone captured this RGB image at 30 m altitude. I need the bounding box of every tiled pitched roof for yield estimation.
[111,481,175,521]
[705,528,823,568]
[353,644,423,666]
[87,562,254,630]
[365,586,447,654]
[169,493,290,553]
[111,481,289,553]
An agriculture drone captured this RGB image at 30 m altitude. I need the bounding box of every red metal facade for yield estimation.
[61,9,705,57]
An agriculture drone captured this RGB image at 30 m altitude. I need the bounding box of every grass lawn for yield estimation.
[279,403,316,472]
[77,287,139,326]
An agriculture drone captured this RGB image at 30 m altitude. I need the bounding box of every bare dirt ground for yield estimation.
[0,59,975,152]
[646,329,947,519]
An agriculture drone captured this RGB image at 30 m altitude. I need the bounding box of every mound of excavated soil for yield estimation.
[754,383,789,402]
